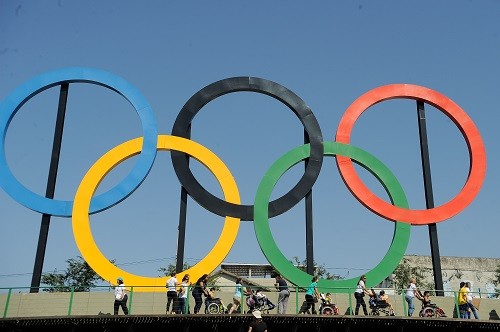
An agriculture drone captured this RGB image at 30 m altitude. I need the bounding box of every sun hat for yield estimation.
[252,310,262,319]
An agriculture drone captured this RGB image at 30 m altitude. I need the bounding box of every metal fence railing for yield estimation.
[1,285,498,319]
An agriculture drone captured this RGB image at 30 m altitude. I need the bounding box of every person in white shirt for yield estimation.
[465,281,479,319]
[354,275,371,315]
[405,277,421,317]
[111,277,128,315]
[166,272,178,314]
[177,274,190,314]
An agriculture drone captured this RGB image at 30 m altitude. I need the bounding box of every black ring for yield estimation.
[171,77,323,221]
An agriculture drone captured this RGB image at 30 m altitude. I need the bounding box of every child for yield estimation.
[204,287,216,313]
[319,292,339,315]
[255,289,276,310]
[421,291,432,307]
[420,291,446,317]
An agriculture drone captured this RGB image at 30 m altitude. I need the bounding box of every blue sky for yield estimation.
[1,1,499,290]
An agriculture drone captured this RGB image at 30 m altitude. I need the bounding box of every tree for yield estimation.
[41,256,104,292]
[392,258,434,294]
[290,256,343,280]
[493,265,500,297]
[158,263,191,277]
[158,263,224,289]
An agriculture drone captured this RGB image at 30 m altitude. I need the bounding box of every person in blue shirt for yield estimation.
[228,278,243,314]
[299,275,320,314]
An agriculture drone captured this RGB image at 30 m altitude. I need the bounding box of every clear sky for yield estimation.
[1,1,499,290]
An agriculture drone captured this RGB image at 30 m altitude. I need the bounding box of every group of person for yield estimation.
[166,272,194,314]
[166,273,288,316]
[350,274,396,316]
[458,281,480,319]
[110,275,269,332]
[349,275,478,319]
[110,274,481,320]
[166,272,212,314]
[228,277,283,314]
[108,273,210,316]
[405,277,479,319]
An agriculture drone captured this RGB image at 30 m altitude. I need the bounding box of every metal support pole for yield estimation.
[30,83,69,292]
[304,131,314,275]
[175,125,191,273]
[176,187,188,273]
[416,101,444,296]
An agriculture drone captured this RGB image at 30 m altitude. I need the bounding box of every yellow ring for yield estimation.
[72,135,240,292]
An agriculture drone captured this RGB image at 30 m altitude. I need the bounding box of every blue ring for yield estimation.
[0,67,158,216]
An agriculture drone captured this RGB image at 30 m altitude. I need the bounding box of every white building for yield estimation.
[216,255,499,298]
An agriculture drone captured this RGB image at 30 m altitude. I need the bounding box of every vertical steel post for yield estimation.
[175,187,188,273]
[175,125,191,273]
[416,100,444,296]
[30,83,69,293]
[68,287,74,316]
[304,131,314,275]
[3,288,12,318]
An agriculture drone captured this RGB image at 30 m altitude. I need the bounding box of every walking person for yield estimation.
[111,277,129,315]
[274,274,290,314]
[192,274,209,314]
[354,275,370,316]
[405,277,421,317]
[166,272,178,314]
[228,278,243,314]
[177,274,190,314]
[299,275,320,314]
[465,282,479,319]
[458,281,469,318]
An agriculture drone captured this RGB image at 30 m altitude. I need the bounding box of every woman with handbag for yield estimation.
[299,275,320,314]
[111,277,129,315]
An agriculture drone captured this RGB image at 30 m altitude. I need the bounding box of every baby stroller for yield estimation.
[246,289,276,314]
[368,290,393,316]
[319,293,340,315]
[206,297,227,314]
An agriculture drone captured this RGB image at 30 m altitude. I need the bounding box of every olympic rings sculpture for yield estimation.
[0,68,158,216]
[0,67,486,293]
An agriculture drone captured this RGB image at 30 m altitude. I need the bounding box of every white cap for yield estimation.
[252,310,262,319]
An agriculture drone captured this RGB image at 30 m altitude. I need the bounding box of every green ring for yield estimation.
[253,141,411,293]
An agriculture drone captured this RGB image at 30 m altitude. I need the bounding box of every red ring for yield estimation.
[335,84,486,225]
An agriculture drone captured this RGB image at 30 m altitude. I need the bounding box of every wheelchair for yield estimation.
[319,296,340,315]
[369,297,393,316]
[419,303,446,318]
[206,298,227,314]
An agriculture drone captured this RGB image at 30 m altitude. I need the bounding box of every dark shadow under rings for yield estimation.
[171,77,323,221]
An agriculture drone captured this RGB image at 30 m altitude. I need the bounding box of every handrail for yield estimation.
[0,284,497,318]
